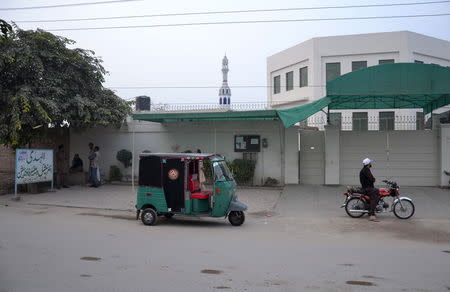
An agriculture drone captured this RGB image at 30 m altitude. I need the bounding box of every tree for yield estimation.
[0,21,132,147]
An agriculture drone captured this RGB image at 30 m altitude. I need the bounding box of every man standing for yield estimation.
[88,142,94,184]
[360,158,379,222]
[89,146,101,187]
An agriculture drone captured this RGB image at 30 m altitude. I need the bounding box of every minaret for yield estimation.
[219,55,231,106]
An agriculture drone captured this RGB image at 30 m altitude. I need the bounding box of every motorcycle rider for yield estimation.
[360,158,380,222]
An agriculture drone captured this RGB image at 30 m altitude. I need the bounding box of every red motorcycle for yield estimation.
[341,180,415,219]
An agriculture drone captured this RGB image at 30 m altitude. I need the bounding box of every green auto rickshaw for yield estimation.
[135,153,247,226]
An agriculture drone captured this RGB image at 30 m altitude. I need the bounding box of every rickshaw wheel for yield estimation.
[164,213,174,219]
[141,208,158,226]
[228,211,245,226]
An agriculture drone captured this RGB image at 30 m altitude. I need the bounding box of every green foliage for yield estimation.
[0,22,132,147]
[0,19,12,39]
[116,149,132,168]
[109,165,123,181]
[201,158,256,185]
[264,177,279,186]
[231,159,256,184]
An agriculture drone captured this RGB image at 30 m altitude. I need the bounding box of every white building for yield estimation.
[267,31,450,130]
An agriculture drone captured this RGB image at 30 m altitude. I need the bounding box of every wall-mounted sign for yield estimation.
[15,149,54,199]
[234,135,261,152]
[16,149,53,184]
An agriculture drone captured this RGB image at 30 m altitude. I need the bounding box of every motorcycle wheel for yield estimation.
[345,197,366,218]
[393,199,415,219]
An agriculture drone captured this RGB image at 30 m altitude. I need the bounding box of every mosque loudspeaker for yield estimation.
[136,96,151,111]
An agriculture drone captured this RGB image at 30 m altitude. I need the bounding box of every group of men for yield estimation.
[54,142,101,189]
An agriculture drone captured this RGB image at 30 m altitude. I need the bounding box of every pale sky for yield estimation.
[2,0,450,105]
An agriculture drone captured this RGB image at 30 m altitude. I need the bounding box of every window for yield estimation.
[379,111,395,131]
[352,61,367,71]
[326,62,341,82]
[329,112,342,128]
[299,66,308,87]
[273,75,280,94]
[379,59,395,64]
[415,60,424,64]
[416,112,425,130]
[286,71,293,91]
[139,156,162,187]
[352,112,368,131]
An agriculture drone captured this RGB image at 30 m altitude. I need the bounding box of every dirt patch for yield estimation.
[80,257,101,261]
[346,280,375,286]
[264,280,288,286]
[32,210,48,215]
[338,263,354,267]
[249,211,277,218]
[77,212,135,221]
[362,275,385,280]
[442,250,450,253]
[80,274,92,277]
[201,269,223,275]
[214,286,230,289]
[338,220,450,244]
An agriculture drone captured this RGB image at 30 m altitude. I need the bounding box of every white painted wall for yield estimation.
[267,31,450,105]
[70,120,299,186]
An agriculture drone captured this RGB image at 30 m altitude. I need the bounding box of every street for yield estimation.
[1,185,450,292]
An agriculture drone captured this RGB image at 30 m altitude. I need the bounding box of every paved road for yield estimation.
[1,185,449,292]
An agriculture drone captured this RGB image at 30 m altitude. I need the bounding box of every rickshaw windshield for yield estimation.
[212,161,234,182]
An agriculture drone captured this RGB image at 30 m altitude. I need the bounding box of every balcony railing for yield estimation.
[307,115,427,131]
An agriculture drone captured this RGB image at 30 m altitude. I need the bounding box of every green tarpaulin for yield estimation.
[133,64,450,128]
[278,63,450,128]
[133,109,279,123]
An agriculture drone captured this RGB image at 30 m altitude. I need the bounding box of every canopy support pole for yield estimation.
[132,119,136,192]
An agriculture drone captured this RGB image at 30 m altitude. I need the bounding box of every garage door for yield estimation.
[340,131,439,186]
[299,130,324,184]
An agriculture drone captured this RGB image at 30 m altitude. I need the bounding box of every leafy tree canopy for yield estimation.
[0,21,132,147]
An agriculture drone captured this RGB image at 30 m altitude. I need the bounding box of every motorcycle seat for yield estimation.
[350,187,365,194]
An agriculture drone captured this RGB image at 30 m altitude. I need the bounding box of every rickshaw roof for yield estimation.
[139,153,223,160]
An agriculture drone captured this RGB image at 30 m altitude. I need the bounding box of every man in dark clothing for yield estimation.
[359,158,379,222]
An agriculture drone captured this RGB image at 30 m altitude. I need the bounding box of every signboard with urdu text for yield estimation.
[15,149,53,184]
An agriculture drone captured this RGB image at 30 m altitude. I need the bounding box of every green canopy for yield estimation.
[278,63,450,128]
[133,109,279,123]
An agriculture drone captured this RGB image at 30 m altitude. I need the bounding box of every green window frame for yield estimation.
[352,112,368,131]
[286,71,293,91]
[352,61,367,72]
[273,75,280,94]
[329,112,341,128]
[379,111,395,131]
[379,59,395,64]
[326,62,341,82]
[299,66,308,87]
[416,112,425,130]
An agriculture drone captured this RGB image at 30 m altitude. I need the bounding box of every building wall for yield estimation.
[0,145,15,195]
[267,31,450,106]
[69,120,299,186]
[0,128,70,195]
